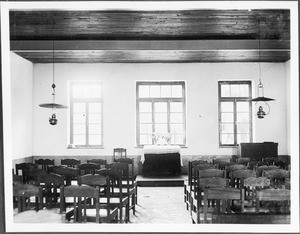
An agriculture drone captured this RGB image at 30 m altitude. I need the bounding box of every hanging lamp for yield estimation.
[39,20,68,125]
[250,19,275,119]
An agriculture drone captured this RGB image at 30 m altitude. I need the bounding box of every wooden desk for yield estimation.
[141,145,182,177]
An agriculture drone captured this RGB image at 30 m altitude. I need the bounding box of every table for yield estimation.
[141,145,182,176]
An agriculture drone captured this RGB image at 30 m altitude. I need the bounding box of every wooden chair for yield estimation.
[115,158,138,204]
[185,162,215,212]
[87,159,107,169]
[35,159,55,170]
[94,169,130,223]
[263,169,290,188]
[60,184,118,223]
[61,158,81,168]
[107,162,136,215]
[202,179,241,223]
[256,165,279,177]
[240,177,271,213]
[255,188,290,214]
[217,161,236,170]
[15,163,37,184]
[113,148,127,160]
[13,182,43,213]
[36,172,64,209]
[191,173,227,223]
[78,163,99,175]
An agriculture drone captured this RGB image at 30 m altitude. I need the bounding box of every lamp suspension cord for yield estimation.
[52,19,56,111]
[258,19,264,97]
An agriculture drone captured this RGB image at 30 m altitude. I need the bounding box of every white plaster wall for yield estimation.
[10,52,33,159]
[32,63,288,157]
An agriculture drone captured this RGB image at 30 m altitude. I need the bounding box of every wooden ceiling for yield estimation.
[9,9,290,63]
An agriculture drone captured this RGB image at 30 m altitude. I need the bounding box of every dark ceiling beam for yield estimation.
[10,40,290,51]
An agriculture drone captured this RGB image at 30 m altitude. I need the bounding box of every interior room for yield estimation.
[1,1,299,233]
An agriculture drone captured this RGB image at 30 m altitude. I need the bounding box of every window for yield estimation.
[218,81,252,146]
[69,82,103,147]
[136,81,186,146]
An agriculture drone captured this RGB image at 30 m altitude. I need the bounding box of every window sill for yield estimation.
[219,145,239,148]
[67,146,104,149]
[135,145,187,149]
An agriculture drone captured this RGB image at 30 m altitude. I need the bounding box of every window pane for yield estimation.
[172,85,182,97]
[221,134,234,145]
[89,124,101,134]
[170,102,183,112]
[221,124,234,133]
[154,102,167,112]
[140,113,152,123]
[221,102,233,112]
[150,85,160,97]
[140,124,152,134]
[239,85,249,97]
[139,102,152,112]
[89,114,101,123]
[140,134,152,145]
[237,113,249,123]
[89,103,101,113]
[221,113,234,123]
[221,84,230,97]
[237,102,249,112]
[73,135,86,145]
[89,135,101,145]
[73,113,86,123]
[155,124,168,134]
[161,85,172,97]
[237,123,249,133]
[170,113,183,123]
[155,113,167,123]
[73,84,101,99]
[237,134,250,144]
[73,124,86,134]
[170,124,184,133]
[230,84,240,97]
[73,103,86,113]
[139,85,150,98]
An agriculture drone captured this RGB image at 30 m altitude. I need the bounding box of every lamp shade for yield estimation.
[251,96,275,102]
[39,103,68,109]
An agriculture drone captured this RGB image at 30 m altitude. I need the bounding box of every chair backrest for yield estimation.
[15,163,38,183]
[248,160,268,170]
[231,169,257,188]
[35,159,55,170]
[263,169,290,188]
[113,148,127,160]
[237,157,251,165]
[61,159,81,168]
[256,188,290,213]
[217,161,236,170]
[61,184,101,223]
[78,163,99,175]
[262,157,280,166]
[198,168,225,178]
[87,159,107,169]
[51,166,79,185]
[115,158,136,181]
[256,165,279,177]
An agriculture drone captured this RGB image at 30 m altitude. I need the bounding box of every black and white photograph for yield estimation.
[0,0,299,233]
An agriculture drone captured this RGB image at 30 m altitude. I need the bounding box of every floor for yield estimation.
[14,186,192,224]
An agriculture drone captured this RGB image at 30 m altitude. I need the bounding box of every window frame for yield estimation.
[69,81,103,148]
[136,81,186,147]
[218,80,253,147]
